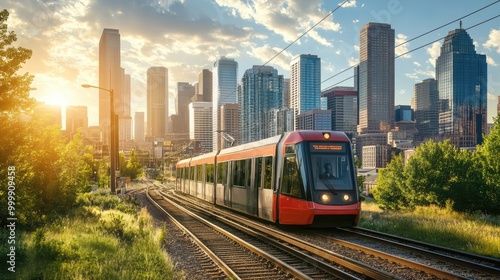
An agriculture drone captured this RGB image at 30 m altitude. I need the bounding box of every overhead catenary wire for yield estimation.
[322,0,500,86]
[323,12,500,91]
[216,0,350,106]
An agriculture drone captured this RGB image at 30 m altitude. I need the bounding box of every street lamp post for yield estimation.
[81,84,117,194]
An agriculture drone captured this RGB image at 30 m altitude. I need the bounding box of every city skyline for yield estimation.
[3,0,500,128]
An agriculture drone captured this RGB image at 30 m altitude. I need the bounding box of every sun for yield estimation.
[41,91,68,108]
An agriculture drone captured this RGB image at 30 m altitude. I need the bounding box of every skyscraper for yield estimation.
[357,22,395,134]
[177,82,196,134]
[198,69,213,102]
[99,28,121,146]
[414,78,438,142]
[66,106,88,138]
[134,112,145,142]
[322,86,357,139]
[119,70,132,142]
[212,57,238,151]
[147,67,168,139]
[290,54,321,130]
[238,66,284,143]
[436,25,487,147]
[189,102,212,152]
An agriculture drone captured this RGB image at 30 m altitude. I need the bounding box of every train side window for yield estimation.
[217,162,227,186]
[281,156,305,198]
[255,157,262,189]
[263,156,273,189]
[206,163,214,183]
[198,165,203,182]
[233,159,249,188]
[190,166,195,180]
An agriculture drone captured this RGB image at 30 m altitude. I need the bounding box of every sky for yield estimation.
[4,0,500,128]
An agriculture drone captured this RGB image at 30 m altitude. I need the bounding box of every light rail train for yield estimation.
[175,130,360,227]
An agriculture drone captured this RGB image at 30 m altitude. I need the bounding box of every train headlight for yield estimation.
[321,193,330,203]
[323,132,331,139]
[343,194,350,201]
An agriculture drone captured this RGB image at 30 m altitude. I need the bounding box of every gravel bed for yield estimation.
[135,190,212,280]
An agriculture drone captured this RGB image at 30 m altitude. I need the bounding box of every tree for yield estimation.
[119,150,143,180]
[59,131,93,206]
[0,9,34,114]
[476,117,500,214]
[0,9,37,228]
[372,153,408,210]
[403,140,459,207]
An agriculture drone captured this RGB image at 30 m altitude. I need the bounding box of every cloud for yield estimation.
[215,0,341,47]
[405,69,435,81]
[395,33,410,58]
[341,0,356,8]
[426,41,441,67]
[486,56,497,67]
[247,44,293,72]
[484,28,500,53]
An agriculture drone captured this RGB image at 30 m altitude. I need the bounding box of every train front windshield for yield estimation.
[308,142,357,204]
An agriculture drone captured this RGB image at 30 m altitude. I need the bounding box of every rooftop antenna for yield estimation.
[459,19,463,29]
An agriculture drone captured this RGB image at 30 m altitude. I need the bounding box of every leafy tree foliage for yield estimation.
[404,140,459,207]
[0,10,95,229]
[476,117,500,212]
[372,154,408,210]
[374,121,500,214]
[0,9,34,114]
[119,150,143,180]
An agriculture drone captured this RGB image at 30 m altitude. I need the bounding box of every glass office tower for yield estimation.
[238,66,283,143]
[212,57,238,151]
[436,26,487,147]
[290,54,321,130]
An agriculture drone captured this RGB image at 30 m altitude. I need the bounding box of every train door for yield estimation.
[278,145,309,225]
[258,156,274,221]
[247,158,258,216]
[224,161,232,207]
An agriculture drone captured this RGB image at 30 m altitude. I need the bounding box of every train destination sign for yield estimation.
[310,143,345,152]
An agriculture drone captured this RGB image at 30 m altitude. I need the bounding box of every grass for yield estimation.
[359,197,500,258]
[0,190,184,280]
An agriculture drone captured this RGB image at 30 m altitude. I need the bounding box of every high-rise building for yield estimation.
[198,69,213,102]
[189,102,212,152]
[177,82,196,134]
[66,106,88,138]
[357,22,395,134]
[283,78,290,108]
[212,57,238,151]
[269,108,294,136]
[436,25,487,147]
[296,109,332,130]
[322,86,357,139]
[119,71,132,142]
[290,54,321,129]
[497,96,500,117]
[147,67,168,139]
[238,66,284,143]
[134,112,145,142]
[220,103,239,148]
[414,78,439,142]
[356,22,395,162]
[99,28,121,146]
[395,105,414,122]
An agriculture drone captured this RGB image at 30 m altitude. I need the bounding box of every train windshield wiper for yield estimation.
[320,177,338,195]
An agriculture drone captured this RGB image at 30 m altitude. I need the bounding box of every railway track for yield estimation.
[158,186,500,279]
[146,187,386,279]
[325,227,500,279]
